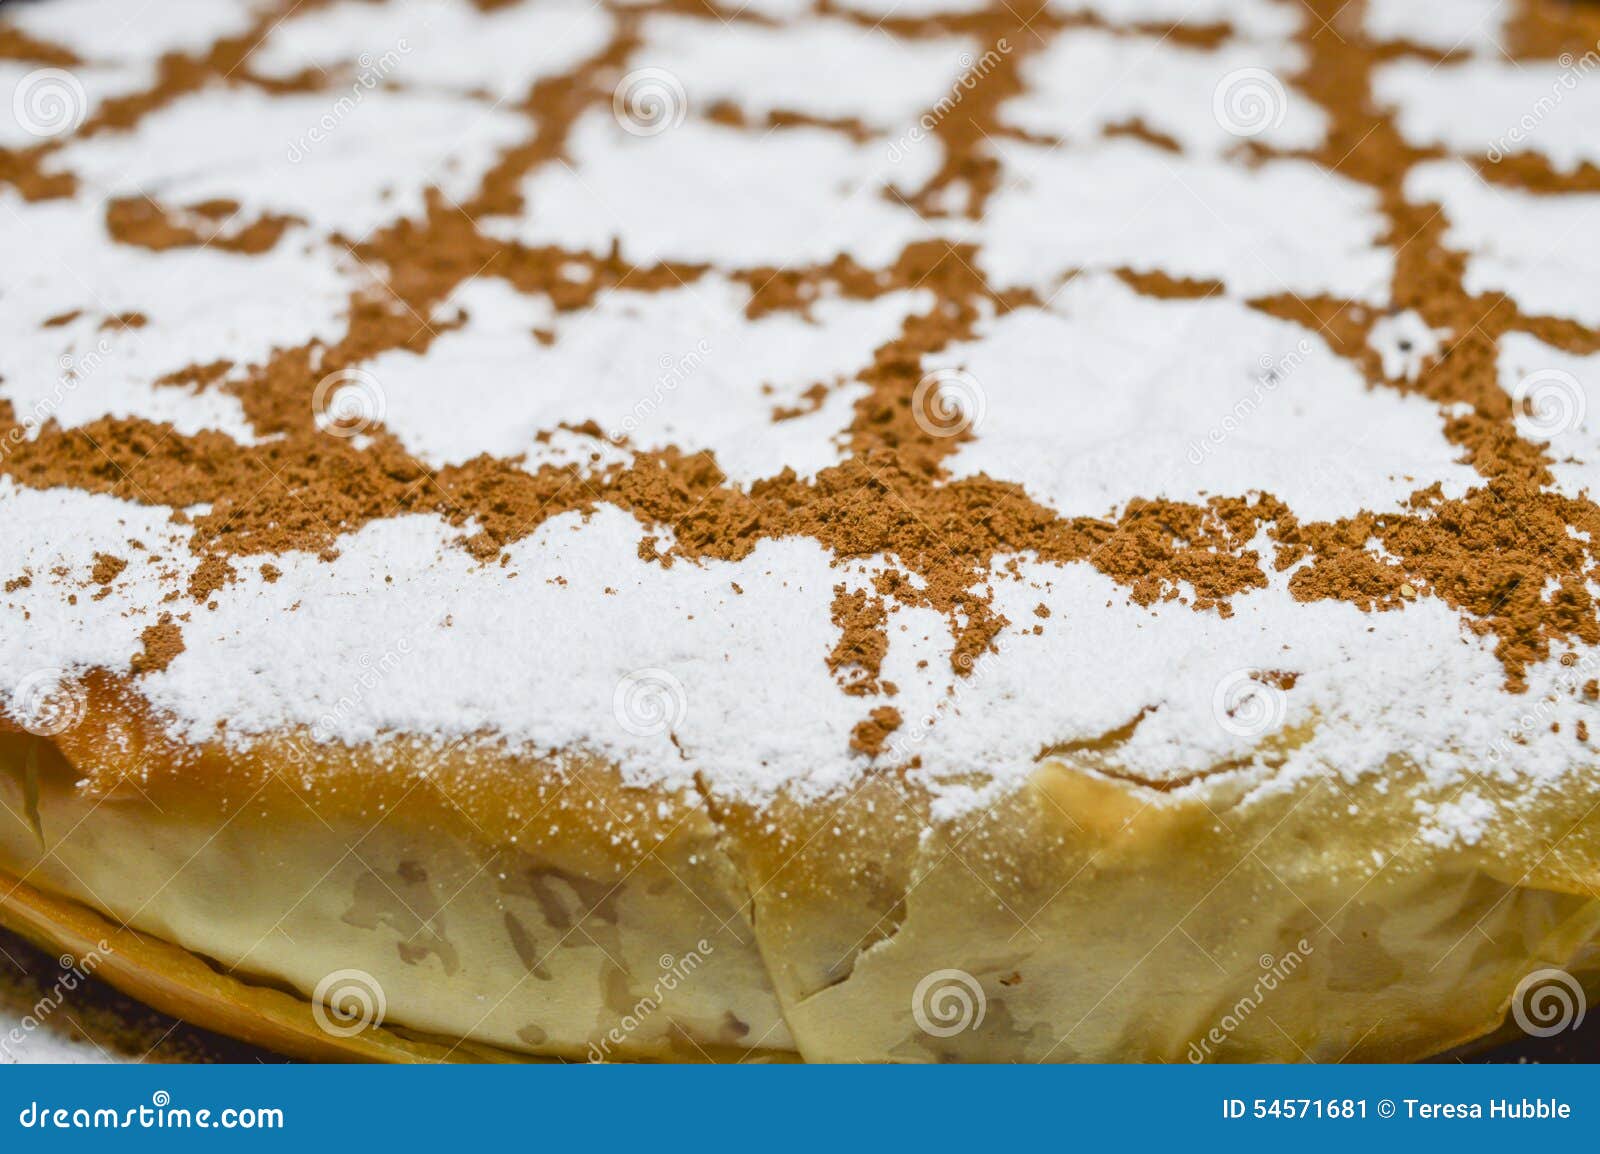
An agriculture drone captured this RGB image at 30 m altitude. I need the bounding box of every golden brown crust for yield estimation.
[0,870,509,1063]
[0,690,794,1063]
[6,689,1600,1062]
[5,0,1600,1063]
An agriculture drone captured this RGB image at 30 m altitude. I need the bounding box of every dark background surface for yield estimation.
[0,925,274,1063]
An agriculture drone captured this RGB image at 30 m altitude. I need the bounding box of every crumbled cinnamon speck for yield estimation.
[90,552,127,586]
[130,616,184,674]
[850,706,903,758]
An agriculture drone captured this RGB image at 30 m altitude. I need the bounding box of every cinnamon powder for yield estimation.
[850,707,903,758]
[130,617,184,674]
[0,0,1595,749]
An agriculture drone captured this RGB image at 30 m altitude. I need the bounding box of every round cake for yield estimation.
[2,0,1600,1062]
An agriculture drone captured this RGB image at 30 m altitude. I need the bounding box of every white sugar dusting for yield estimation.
[0,60,155,149]
[5,480,1592,821]
[250,0,614,102]
[0,192,360,443]
[1377,57,1600,173]
[834,0,995,14]
[1498,332,1600,501]
[498,112,941,267]
[370,277,928,483]
[924,275,1476,521]
[1,0,1598,842]
[1368,310,1448,383]
[1049,0,1300,39]
[1004,28,1324,158]
[1364,0,1507,53]
[978,140,1392,301]
[51,87,531,236]
[631,14,979,129]
[1406,161,1600,328]
[3,0,264,63]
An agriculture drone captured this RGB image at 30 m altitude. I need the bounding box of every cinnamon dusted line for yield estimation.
[2,0,1600,708]
[105,197,301,255]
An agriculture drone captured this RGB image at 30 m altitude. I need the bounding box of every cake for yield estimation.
[2,0,1600,1063]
